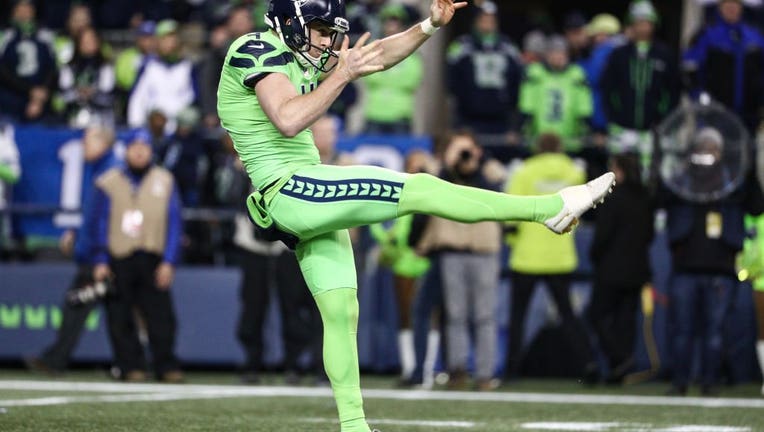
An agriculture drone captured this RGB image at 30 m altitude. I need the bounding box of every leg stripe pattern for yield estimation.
[280,175,403,203]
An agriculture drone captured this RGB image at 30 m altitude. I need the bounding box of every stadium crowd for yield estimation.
[2,0,764,397]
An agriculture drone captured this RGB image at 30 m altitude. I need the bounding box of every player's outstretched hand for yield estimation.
[337,32,384,82]
[431,0,468,27]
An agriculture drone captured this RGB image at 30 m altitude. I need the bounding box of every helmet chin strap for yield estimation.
[297,43,340,72]
[296,49,322,70]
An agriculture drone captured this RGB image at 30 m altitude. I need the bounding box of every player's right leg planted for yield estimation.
[396,171,616,233]
[295,230,373,432]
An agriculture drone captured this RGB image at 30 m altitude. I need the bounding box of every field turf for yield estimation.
[0,370,762,431]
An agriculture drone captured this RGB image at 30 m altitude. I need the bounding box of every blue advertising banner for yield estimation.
[0,264,248,365]
[11,126,128,238]
[0,234,759,379]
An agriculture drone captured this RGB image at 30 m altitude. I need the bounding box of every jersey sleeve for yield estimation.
[226,35,296,89]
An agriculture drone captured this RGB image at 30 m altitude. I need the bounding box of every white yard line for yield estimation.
[520,423,752,432]
[1,380,764,409]
[0,392,257,407]
[301,417,479,428]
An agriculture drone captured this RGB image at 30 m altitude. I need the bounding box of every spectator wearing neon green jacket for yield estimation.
[362,5,423,135]
[519,36,593,153]
[114,22,156,92]
[503,133,597,381]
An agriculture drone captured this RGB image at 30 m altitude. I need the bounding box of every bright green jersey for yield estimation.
[217,31,322,193]
[520,63,592,151]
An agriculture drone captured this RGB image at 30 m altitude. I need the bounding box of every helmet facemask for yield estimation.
[266,2,349,73]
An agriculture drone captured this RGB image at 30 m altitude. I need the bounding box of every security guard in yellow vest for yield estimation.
[503,133,597,382]
[91,129,183,383]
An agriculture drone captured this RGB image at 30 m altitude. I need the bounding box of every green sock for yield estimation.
[398,173,563,223]
[314,288,370,432]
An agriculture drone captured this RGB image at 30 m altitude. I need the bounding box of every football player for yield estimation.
[217,1,615,430]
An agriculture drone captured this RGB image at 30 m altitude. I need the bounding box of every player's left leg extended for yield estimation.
[296,229,370,432]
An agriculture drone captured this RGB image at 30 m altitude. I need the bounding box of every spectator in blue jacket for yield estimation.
[91,129,184,383]
[25,126,119,375]
[683,0,764,132]
[580,14,624,138]
[446,1,524,143]
[0,0,58,123]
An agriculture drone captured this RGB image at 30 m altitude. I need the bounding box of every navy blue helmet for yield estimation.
[265,0,350,72]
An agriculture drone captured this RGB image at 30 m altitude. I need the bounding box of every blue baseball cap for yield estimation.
[125,129,152,147]
[136,21,156,37]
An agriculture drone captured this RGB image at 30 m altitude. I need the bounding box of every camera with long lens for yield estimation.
[66,278,115,307]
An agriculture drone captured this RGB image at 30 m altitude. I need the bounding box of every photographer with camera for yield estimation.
[91,129,183,383]
[25,126,118,375]
[416,131,505,391]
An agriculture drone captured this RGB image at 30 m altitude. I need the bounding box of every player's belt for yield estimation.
[246,186,299,250]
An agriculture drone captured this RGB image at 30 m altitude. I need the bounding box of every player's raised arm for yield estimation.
[256,33,384,137]
[375,0,467,70]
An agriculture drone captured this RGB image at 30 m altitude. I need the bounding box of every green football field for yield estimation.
[1,370,763,432]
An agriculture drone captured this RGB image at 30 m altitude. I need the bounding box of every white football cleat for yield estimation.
[544,172,616,234]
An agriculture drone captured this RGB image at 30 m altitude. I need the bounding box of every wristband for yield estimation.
[420,17,439,36]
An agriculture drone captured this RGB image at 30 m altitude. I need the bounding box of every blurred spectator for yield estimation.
[362,5,422,135]
[581,14,624,138]
[234,187,322,385]
[416,131,504,391]
[198,6,253,131]
[154,106,203,207]
[683,0,764,132]
[347,0,387,41]
[563,11,590,62]
[25,126,119,374]
[588,153,653,384]
[58,27,116,128]
[92,129,184,383]
[601,1,679,166]
[114,21,156,124]
[115,21,156,93]
[54,3,93,66]
[0,0,58,123]
[127,19,196,133]
[519,36,592,153]
[0,123,20,254]
[206,0,268,32]
[521,30,546,65]
[147,109,168,144]
[406,241,444,390]
[447,1,523,144]
[504,133,597,381]
[370,151,433,382]
[658,127,764,396]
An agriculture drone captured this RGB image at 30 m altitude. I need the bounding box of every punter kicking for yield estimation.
[217,1,615,430]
